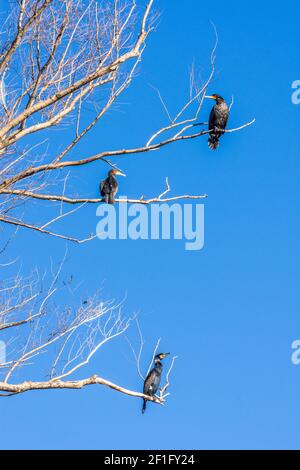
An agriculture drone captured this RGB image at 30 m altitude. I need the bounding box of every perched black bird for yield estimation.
[206,94,229,150]
[142,352,170,414]
[100,169,126,204]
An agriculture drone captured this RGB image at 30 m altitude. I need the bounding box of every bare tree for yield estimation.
[0,255,176,406]
[0,0,254,405]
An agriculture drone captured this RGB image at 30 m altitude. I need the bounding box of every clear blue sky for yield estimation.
[1,0,300,450]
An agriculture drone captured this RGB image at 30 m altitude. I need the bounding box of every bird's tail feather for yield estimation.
[208,134,219,150]
[142,399,147,414]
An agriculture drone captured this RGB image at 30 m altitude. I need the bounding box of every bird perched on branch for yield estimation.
[100,169,126,204]
[142,352,170,414]
[206,94,229,150]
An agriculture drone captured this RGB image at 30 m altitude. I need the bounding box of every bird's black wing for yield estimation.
[208,105,216,131]
[100,175,119,204]
[143,368,157,396]
[100,179,106,196]
[222,108,229,130]
[214,103,229,132]
[100,177,114,196]
[143,367,162,396]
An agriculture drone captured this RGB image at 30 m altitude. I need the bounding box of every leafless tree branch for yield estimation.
[0,0,254,408]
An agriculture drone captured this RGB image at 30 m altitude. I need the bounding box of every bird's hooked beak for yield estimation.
[160,352,170,359]
[205,95,216,100]
[115,170,126,177]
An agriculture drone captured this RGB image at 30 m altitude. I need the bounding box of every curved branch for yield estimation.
[0,119,255,190]
[0,189,208,205]
[0,215,96,244]
[0,375,164,405]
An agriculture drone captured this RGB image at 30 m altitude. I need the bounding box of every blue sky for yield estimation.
[1,0,300,450]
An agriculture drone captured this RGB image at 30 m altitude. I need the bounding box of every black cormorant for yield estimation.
[142,352,170,414]
[100,169,126,204]
[206,94,229,150]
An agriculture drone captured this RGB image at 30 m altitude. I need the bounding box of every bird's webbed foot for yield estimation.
[215,126,225,135]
